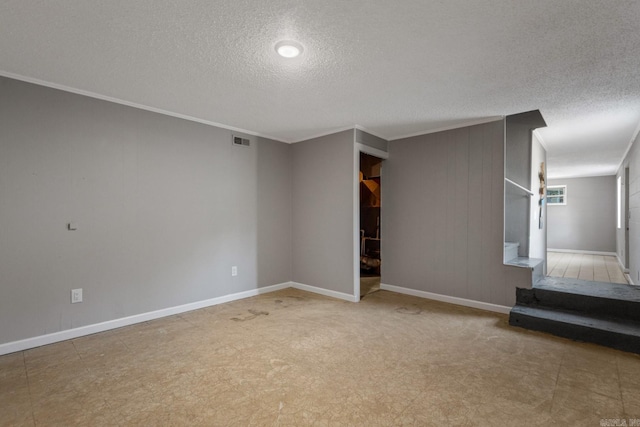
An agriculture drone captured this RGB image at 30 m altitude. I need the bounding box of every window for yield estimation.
[547,185,566,205]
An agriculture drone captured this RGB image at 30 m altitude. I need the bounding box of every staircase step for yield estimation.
[516,277,640,322]
[535,277,640,301]
[509,306,640,354]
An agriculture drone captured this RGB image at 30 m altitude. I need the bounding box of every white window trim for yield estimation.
[547,185,567,206]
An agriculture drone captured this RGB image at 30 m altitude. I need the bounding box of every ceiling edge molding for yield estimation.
[353,124,389,141]
[547,171,618,180]
[533,129,549,152]
[290,125,358,143]
[388,116,504,141]
[614,118,640,174]
[0,70,289,144]
[290,124,390,144]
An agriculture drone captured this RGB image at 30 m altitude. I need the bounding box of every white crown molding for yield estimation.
[547,172,618,180]
[0,70,289,143]
[532,129,549,151]
[614,118,640,174]
[389,116,504,141]
[291,124,392,145]
[353,124,390,142]
[290,125,358,144]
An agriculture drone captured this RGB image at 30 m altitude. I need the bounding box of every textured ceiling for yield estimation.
[1,1,639,178]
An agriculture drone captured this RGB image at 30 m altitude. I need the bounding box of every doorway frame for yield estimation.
[625,166,630,271]
[353,142,389,301]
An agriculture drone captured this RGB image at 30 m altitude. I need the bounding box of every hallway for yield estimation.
[547,252,628,284]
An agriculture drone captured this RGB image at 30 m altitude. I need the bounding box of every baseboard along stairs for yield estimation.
[509,277,640,354]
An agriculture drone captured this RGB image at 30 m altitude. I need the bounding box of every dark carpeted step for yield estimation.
[516,277,640,322]
[509,305,640,354]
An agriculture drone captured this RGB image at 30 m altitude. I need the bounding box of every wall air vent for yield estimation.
[232,135,251,147]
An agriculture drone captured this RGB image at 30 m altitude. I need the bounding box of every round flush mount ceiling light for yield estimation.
[275,40,303,58]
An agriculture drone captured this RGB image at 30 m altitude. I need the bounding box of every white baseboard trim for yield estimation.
[290,282,359,302]
[615,254,630,273]
[380,283,511,315]
[547,248,617,256]
[0,282,291,356]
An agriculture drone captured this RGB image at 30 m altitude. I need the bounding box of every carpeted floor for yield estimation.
[2,288,639,425]
[360,276,381,298]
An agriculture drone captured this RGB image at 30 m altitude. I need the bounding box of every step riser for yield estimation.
[516,288,640,322]
[510,312,640,354]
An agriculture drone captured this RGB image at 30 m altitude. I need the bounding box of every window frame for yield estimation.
[547,185,567,206]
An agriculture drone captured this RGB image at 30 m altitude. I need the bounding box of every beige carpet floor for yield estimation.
[360,276,381,298]
[2,288,640,426]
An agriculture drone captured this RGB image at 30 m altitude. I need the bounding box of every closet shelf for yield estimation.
[505,177,534,196]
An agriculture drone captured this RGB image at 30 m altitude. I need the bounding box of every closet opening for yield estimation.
[359,152,383,298]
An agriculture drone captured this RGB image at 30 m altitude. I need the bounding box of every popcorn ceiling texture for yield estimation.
[1,0,639,177]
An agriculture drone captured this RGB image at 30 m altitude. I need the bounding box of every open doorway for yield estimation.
[546,174,629,285]
[359,152,383,298]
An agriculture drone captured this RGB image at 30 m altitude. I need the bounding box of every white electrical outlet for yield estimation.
[71,288,83,304]
[231,266,238,277]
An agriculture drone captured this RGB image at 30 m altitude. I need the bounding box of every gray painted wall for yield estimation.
[547,176,616,252]
[618,131,640,283]
[0,76,292,345]
[504,111,546,257]
[505,116,533,190]
[355,129,388,152]
[505,186,530,257]
[0,73,540,347]
[381,120,530,307]
[291,130,355,296]
[617,167,629,269]
[257,137,293,286]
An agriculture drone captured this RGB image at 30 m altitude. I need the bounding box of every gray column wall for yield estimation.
[617,134,640,280]
[529,133,547,271]
[381,120,530,307]
[617,165,629,270]
[291,131,355,296]
[547,176,616,252]
[0,76,292,345]
[355,128,388,152]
